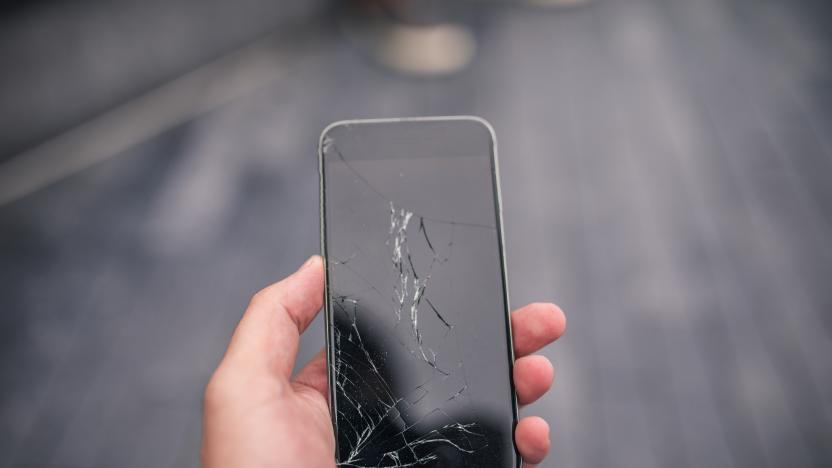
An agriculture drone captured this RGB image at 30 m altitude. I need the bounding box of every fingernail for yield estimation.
[303,255,320,269]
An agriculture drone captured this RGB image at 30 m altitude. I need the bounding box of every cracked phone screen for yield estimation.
[320,118,518,467]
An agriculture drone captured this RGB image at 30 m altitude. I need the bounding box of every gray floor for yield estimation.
[2,0,832,466]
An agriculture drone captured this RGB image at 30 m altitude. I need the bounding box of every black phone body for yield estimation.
[319,117,519,467]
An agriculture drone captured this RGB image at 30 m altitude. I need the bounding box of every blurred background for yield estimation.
[1,0,831,466]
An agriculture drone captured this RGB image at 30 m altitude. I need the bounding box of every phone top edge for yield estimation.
[319,115,496,141]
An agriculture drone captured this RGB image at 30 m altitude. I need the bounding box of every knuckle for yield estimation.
[248,283,286,313]
[204,368,233,407]
[249,287,271,307]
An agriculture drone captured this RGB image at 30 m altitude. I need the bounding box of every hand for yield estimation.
[202,256,566,467]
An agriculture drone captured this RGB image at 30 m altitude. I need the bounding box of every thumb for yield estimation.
[223,255,324,379]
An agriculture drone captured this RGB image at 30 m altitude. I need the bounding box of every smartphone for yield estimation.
[319,117,519,467]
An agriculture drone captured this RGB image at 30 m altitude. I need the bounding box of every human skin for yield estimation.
[202,255,566,467]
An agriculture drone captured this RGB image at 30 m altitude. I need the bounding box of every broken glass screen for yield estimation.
[320,117,518,467]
